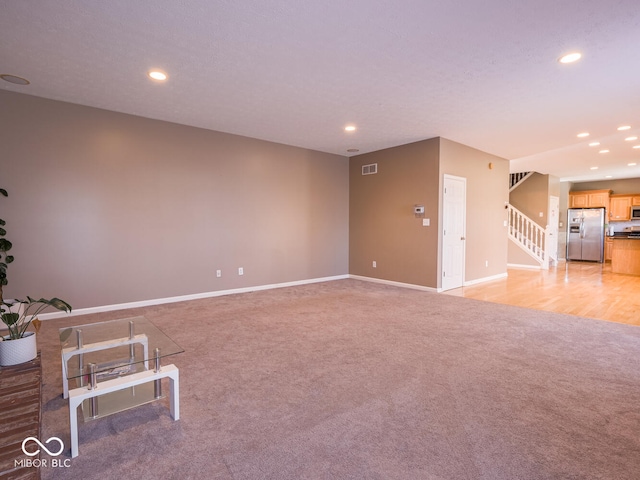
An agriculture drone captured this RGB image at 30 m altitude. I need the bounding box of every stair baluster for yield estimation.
[507,204,550,269]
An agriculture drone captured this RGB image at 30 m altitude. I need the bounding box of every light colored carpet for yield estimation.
[36,279,640,479]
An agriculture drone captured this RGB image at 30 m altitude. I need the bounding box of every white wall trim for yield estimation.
[463,272,508,286]
[507,263,542,270]
[39,274,350,320]
[349,275,438,292]
[39,271,517,321]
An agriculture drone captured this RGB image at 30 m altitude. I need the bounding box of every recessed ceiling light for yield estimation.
[345,125,356,132]
[625,136,638,141]
[605,175,613,178]
[633,145,640,149]
[559,52,582,64]
[617,125,631,131]
[0,74,30,85]
[590,166,599,170]
[577,132,589,138]
[629,163,637,166]
[588,142,600,147]
[599,149,609,153]
[148,70,167,81]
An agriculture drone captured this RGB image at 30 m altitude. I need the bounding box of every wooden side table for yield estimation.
[0,352,42,480]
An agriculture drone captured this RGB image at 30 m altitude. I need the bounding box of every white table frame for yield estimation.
[68,365,179,458]
[60,318,181,458]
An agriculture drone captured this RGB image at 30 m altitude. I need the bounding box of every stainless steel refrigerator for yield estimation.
[566,207,605,262]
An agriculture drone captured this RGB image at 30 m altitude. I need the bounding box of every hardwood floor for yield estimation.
[445,261,640,327]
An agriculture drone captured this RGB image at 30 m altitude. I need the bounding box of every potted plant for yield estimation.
[0,188,72,366]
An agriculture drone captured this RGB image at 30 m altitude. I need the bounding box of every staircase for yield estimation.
[507,204,553,269]
[509,171,533,191]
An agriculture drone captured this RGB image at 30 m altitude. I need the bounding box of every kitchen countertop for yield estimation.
[609,233,640,239]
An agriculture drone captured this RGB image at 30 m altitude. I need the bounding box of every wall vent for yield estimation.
[362,163,378,175]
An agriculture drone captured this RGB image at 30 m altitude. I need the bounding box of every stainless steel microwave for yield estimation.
[632,206,640,219]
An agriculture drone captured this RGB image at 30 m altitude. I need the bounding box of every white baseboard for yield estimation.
[507,263,542,270]
[39,274,350,320]
[350,273,511,292]
[349,275,438,292]
[463,272,508,286]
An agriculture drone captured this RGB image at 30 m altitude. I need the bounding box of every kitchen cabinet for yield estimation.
[633,196,640,206]
[605,237,613,261]
[609,195,632,221]
[587,190,611,208]
[569,193,588,208]
[569,189,611,208]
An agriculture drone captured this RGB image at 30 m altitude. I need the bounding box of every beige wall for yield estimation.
[349,137,509,289]
[349,139,440,287]
[507,241,540,267]
[571,178,640,194]
[0,91,349,309]
[439,139,509,283]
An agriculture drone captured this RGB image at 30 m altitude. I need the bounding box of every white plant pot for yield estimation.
[0,331,37,366]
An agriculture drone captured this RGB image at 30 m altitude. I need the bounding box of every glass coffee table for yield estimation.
[59,316,183,458]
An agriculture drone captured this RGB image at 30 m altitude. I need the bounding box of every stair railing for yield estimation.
[509,172,533,191]
[507,204,550,269]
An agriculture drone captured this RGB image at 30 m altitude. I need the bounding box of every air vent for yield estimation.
[362,163,378,175]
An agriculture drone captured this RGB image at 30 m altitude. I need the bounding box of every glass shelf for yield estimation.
[80,382,163,422]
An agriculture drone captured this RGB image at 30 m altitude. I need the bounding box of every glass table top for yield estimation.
[60,316,184,380]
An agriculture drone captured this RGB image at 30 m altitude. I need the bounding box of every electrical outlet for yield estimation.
[485,260,489,267]
[372,261,377,268]
[216,270,222,278]
[238,267,244,276]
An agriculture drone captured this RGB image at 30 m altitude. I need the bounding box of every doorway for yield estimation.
[547,195,559,265]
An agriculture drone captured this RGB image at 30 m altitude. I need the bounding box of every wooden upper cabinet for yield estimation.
[633,196,640,206]
[587,190,611,208]
[569,189,611,208]
[609,195,632,221]
[569,192,589,208]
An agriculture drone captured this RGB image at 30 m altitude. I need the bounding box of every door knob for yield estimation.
[461,236,466,240]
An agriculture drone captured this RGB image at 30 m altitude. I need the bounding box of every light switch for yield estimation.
[422,218,430,226]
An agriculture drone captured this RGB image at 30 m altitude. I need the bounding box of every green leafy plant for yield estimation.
[2,297,72,340]
[0,188,12,305]
[0,188,72,340]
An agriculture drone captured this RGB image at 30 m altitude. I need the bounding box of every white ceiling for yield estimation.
[1,0,640,183]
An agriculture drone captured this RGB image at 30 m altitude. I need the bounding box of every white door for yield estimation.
[442,175,466,291]
[547,195,559,265]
